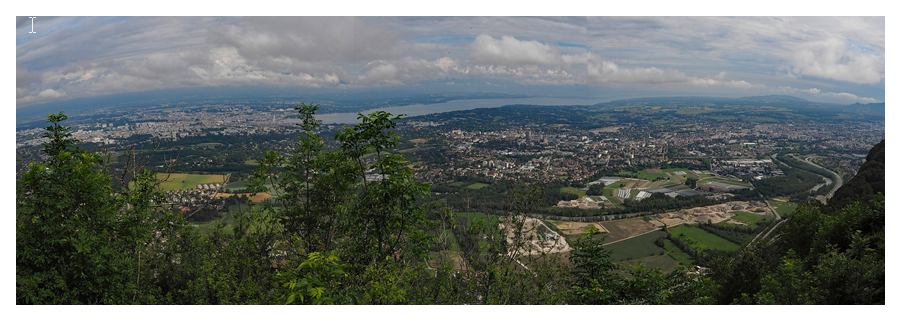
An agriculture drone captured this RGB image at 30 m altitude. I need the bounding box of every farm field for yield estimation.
[620,254,679,272]
[547,220,608,236]
[669,224,740,252]
[617,168,715,184]
[600,218,659,243]
[598,168,740,203]
[696,176,752,191]
[604,230,666,261]
[155,172,228,191]
[560,186,586,197]
[192,203,248,235]
[466,182,490,190]
[769,198,798,216]
[729,210,769,228]
[661,239,694,266]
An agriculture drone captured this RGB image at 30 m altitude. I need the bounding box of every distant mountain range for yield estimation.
[596,95,884,120]
[14,86,527,125]
[17,89,884,126]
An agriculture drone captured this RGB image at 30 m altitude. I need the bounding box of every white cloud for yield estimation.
[15,17,883,106]
[776,86,878,103]
[787,37,883,84]
[471,34,562,66]
[468,34,759,89]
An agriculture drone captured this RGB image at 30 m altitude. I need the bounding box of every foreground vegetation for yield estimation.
[16,107,884,304]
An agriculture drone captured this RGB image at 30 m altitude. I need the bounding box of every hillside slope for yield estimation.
[830,140,885,209]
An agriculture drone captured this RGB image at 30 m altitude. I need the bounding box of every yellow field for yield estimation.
[156,173,228,191]
[548,221,609,236]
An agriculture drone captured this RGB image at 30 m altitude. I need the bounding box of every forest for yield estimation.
[16,105,885,304]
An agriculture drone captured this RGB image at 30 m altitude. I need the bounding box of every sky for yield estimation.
[15,16,885,107]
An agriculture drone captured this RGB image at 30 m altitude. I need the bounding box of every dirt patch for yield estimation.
[500,217,571,256]
[619,179,651,189]
[550,221,609,235]
[599,218,658,243]
[654,201,772,227]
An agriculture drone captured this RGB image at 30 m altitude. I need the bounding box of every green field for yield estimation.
[769,198,798,216]
[600,181,629,205]
[448,181,467,187]
[620,254,679,272]
[156,173,228,191]
[661,239,694,266]
[466,182,490,190]
[670,224,740,252]
[730,211,769,228]
[620,169,668,181]
[617,167,710,185]
[604,230,666,261]
[697,176,751,186]
[560,186,587,197]
[453,212,496,225]
[193,203,246,235]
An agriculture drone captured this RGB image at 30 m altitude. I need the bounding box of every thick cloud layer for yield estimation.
[16,17,884,106]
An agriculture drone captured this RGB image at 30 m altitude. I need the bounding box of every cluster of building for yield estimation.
[556,196,612,209]
[713,159,783,180]
[407,118,882,187]
[16,103,307,148]
[164,185,225,214]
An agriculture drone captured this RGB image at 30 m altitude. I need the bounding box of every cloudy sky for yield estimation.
[16,17,884,107]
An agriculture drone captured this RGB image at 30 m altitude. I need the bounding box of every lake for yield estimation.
[315,97,602,124]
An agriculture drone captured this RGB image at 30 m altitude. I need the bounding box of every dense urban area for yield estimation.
[16,96,885,304]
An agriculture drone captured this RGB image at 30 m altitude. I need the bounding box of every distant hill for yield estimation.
[739,95,810,104]
[830,140,885,209]
[595,95,884,121]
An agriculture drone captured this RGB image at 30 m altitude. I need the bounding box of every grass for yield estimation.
[193,204,247,235]
[604,230,666,261]
[697,176,752,187]
[618,169,667,181]
[661,239,694,266]
[730,211,769,228]
[448,181,467,188]
[618,167,698,183]
[769,198,798,216]
[602,182,626,205]
[620,254,679,272]
[669,225,740,252]
[453,212,496,225]
[560,186,586,197]
[466,182,490,190]
[155,173,228,191]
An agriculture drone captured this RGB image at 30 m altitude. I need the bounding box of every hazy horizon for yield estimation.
[16,17,885,108]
